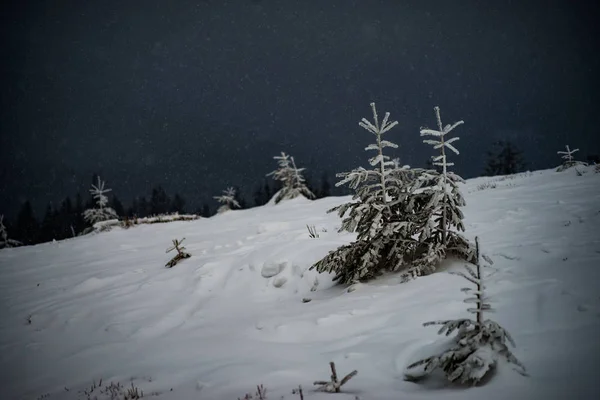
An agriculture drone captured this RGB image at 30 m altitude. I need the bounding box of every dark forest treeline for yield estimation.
[2,172,336,247]
[8,143,590,248]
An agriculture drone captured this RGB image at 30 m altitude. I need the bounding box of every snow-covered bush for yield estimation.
[311,103,473,284]
[267,152,314,204]
[557,145,587,172]
[214,187,241,214]
[0,215,22,249]
[83,177,119,224]
[405,237,526,385]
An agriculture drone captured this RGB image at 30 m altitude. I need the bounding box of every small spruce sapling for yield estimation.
[267,152,315,203]
[313,361,358,393]
[214,187,241,213]
[310,102,410,283]
[165,238,191,268]
[557,145,587,172]
[420,106,464,246]
[405,237,526,385]
[0,215,22,249]
[83,176,119,224]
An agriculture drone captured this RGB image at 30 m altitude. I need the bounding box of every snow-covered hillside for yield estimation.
[1,168,599,400]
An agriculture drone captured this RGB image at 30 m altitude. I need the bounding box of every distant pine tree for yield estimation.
[0,214,22,249]
[170,194,186,214]
[253,183,266,207]
[138,196,150,218]
[484,141,524,176]
[319,171,332,198]
[150,186,170,215]
[111,195,125,217]
[232,186,248,209]
[14,201,39,245]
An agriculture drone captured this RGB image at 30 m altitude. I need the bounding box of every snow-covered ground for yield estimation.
[1,168,599,400]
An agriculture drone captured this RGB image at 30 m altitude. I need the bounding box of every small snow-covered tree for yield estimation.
[405,237,526,385]
[420,106,464,246]
[267,152,315,204]
[310,103,418,283]
[83,177,118,224]
[0,215,22,249]
[557,145,587,172]
[214,187,241,213]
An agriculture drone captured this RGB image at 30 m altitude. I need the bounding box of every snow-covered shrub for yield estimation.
[405,237,526,385]
[476,182,497,191]
[311,103,473,284]
[267,152,314,204]
[0,215,22,249]
[557,145,587,172]
[83,177,118,224]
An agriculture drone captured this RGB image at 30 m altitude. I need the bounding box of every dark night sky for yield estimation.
[1,0,599,218]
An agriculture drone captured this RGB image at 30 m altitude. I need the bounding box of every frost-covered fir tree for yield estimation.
[214,187,241,214]
[405,237,526,385]
[267,152,315,204]
[556,145,587,172]
[83,177,118,224]
[311,103,473,284]
[311,103,419,283]
[0,215,22,249]
[420,106,465,246]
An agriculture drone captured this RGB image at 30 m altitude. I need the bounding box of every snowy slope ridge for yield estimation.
[1,168,599,400]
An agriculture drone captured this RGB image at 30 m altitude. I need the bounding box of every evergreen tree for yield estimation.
[0,214,22,249]
[74,193,85,233]
[484,140,524,176]
[232,186,247,209]
[40,204,58,242]
[406,237,526,385]
[319,171,332,198]
[253,183,266,207]
[59,197,76,238]
[150,186,170,215]
[138,196,150,218]
[420,106,466,246]
[14,201,39,245]
[267,152,315,203]
[170,193,186,214]
[83,176,118,224]
[127,198,139,218]
[311,102,413,283]
[111,195,125,218]
[214,187,241,213]
[557,145,587,171]
[201,204,211,217]
[264,179,274,202]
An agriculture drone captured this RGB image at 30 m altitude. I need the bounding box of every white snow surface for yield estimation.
[1,168,600,399]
